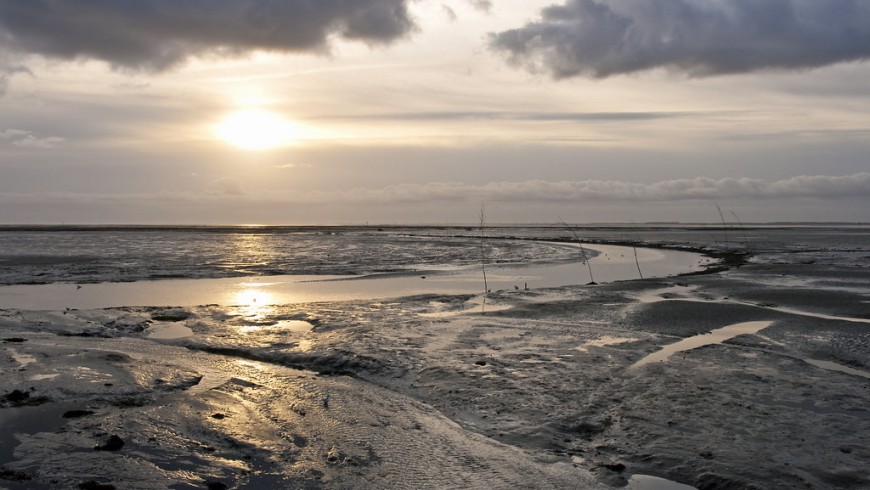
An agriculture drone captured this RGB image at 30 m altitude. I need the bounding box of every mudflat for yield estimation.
[1,226,868,489]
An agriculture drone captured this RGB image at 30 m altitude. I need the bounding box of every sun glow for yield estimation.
[215,110,302,150]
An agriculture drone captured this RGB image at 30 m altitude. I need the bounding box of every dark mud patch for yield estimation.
[149,308,193,322]
[191,345,405,379]
[94,435,124,451]
[0,467,32,482]
[1,389,51,408]
[63,410,95,419]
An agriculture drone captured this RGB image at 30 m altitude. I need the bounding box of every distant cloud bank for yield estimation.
[326,173,870,204]
[2,173,867,207]
[0,0,415,72]
[490,0,870,78]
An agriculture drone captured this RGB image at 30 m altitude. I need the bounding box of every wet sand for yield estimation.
[1,230,869,489]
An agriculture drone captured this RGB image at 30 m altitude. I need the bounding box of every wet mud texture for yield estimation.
[1,227,869,489]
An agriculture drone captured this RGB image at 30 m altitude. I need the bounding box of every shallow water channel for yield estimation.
[0,244,707,310]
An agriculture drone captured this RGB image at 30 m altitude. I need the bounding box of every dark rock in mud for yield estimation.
[78,481,116,490]
[110,396,150,408]
[63,409,95,418]
[2,338,27,343]
[0,468,32,481]
[58,331,112,338]
[205,481,228,490]
[101,353,131,363]
[94,435,125,451]
[696,472,760,490]
[4,389,30,403]
[150,309,192,322]
[2,389,51,407]
[602,462,626,472]
[562,417,612,440]
[210,413,227,420]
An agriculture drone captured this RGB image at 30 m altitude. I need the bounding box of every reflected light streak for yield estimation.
[233,287,276,320]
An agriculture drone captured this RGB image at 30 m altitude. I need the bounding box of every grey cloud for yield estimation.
[319,173,870,204]
[0,54,30,96]
[0,129,64,148]
[467,0,492,13]
[489,0,870,78]
[0,0,415,72]
[443,5,458,23]
[1,174,866,220]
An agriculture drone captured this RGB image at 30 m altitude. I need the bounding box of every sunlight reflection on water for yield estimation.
[0,244,706,310]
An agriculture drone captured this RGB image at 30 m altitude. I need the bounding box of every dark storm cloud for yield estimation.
[0,0,415,72]
[489,0,870,78]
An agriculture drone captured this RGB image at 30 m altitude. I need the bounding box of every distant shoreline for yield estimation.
[0,222,868,232]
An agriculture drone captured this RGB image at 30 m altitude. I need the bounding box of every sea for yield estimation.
[0,224,866,310]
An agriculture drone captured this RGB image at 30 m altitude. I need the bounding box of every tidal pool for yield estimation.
[630,321,774,369]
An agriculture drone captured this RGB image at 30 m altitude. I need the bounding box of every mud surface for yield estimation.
[1,226,869,489]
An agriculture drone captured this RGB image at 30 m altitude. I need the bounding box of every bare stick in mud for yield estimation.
[479,203,489,301]
[715,204,730,250]
[632,243,643,280]
[730,210,750,251]
[628,222,644,280]
[559,220,596,285]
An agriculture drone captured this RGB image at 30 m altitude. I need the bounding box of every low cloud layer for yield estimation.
[3,173,867,207]
[313,173,870,204]
[0,0,415,72]
[2,173,866,223]
[490,0,870,78]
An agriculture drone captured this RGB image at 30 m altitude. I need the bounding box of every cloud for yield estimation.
[0,53,31,96]
[489,0,870,78]
[322,110,710,122]
[467,0,492,13]
[443,5,458,23]
[0,0,416,72]
[0,129,64,148]
[3,173,867,205]
[315,173,870,204]
[2,173,866,223]
[59,173,867,204]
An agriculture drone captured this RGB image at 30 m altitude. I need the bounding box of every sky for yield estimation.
[1,0,869,225]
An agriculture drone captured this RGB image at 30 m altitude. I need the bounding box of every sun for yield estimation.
[215,110,301,150]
